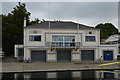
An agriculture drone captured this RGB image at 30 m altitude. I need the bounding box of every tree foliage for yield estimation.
[2,2,39,57]
[11,2,31,28]
[29,18,40,25]
[95,23,119,39]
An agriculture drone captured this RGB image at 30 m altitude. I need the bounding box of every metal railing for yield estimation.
[46,42,80,48]
[100,42,118,45]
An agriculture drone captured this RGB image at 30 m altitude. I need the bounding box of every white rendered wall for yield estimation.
[24,48,30,60]
[24,28,100,47]
[99,45,118,60]
[14,45,23,58]
[82,30,100,46]
[71,49,80,61]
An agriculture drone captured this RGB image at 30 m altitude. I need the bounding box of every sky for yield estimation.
[1,1,120,30]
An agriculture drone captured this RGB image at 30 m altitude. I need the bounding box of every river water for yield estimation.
[2,70,120,80]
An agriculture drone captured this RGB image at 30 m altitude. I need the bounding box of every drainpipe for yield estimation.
[49,1,51,49]
[23,17,26,61]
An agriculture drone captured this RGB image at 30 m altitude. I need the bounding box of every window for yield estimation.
[52,36,75,47]
[64,36,75,42]
[89,31,92,34]
[53,36,63,42]
[85,36,95,42]
[18,48,24,56]
[29,35,41,41]
[52,36,75,42]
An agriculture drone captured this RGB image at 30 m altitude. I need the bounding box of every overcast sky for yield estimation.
[2,2,119,29]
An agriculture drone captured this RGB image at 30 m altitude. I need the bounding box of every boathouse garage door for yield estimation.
[57,50,71,62]
[31,50,46,62]
[103,51,113,60]
[81,50,94,61]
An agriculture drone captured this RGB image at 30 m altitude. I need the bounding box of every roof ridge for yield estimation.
[25,21,99,30]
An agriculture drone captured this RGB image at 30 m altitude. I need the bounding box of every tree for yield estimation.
[2,23,20,56]
[2,2,31,57]
[95,23,119,39]
[11,2,31,28]
[29,18,40,25]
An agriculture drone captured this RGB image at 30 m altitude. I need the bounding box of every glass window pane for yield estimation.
[29,35,41,41]
[85,36,95,42]
[53,36,63,41]
[29,35,34,41]
[64,36,70,41]
[71,36,75,41]
[64,36,75,42]
[53,36,75,42]
[34,36,41,41]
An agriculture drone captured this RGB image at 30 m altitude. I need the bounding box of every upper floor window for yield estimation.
[52,36,75,42]
[29,35,41,41]
[53,36,63,42]
[64,36,75,42]
[85,36,95,42]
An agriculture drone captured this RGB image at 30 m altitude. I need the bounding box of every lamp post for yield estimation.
[23,17,26,72]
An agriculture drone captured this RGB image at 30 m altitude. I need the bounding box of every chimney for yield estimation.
[24,17,26,27]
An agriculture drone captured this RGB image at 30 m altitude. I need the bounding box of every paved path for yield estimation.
[2,61,120,73]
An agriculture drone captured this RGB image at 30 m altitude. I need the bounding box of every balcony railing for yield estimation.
[100,42,118,45]
[46,42,80,48]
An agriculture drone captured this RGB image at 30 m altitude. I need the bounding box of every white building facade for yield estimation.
[16,21,118,62]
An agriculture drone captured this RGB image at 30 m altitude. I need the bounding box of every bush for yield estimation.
[117,55,120,60]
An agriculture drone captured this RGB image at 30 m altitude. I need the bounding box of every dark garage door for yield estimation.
[31,50,46,62]
[57,50,71,62]
[103,51,113,60]
[81,50,94,61]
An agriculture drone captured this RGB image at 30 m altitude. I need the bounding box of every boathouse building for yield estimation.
[15,21,118,62]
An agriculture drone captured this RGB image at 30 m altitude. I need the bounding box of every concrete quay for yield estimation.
[2,61,120,73]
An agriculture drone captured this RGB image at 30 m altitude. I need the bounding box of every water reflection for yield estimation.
[2,70,120,80]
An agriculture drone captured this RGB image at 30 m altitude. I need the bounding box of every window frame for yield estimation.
[52,35,75,42]
[85,36,96,42]
[29,34,41,42]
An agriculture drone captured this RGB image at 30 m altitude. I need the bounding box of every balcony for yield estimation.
[46,42,80,48]
[100,42,118,45]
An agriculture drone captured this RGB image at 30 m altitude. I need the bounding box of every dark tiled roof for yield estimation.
[25,21,98,30]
